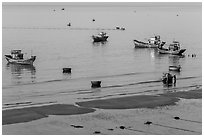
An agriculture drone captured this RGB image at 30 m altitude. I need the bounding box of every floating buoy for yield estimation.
[63,68,71,73]
[91,81,101,88]
[62,8,65,10]
[92,19,95,22]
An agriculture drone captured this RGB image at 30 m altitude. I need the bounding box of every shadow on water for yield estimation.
[6,63,36,82]
[92,41,108,46]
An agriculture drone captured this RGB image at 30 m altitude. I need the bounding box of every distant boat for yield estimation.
[5,50,36,65]
[67,23,71,26]
[158,41,186,55]
[134,35,162,48]
[120,27,125,30]
[92,32,109,42]
[169,65,181,72]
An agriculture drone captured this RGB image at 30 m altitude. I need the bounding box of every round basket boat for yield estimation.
[91,81,101,88]
[63,68,71,73]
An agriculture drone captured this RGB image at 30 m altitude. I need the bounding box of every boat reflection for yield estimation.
[6,63,36,83]
[92,41,108,46]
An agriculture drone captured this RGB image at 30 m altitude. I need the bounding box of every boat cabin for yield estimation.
[169,41,180,51]
[148,35,161,44]
[11,50,24,59]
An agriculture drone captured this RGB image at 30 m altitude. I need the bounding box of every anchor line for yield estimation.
[152,123,201,134]
[179,119,202,124]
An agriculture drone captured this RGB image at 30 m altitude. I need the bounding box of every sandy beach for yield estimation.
[2,88,202,135]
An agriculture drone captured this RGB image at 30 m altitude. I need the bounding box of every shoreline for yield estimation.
[2,88,202,125]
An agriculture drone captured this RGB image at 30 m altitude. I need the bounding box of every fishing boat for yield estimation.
[169,65,181,72]
[158,41,186,55]
[133,35,161,48]
[92,32,109,42]
[162,73,176,85]
[5,50,36,65]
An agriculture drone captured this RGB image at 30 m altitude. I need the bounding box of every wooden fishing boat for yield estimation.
[169,65,181,72]
[92,32,109,42]
[158,41,186,55]
[5,50,36,65]
[133,35,161,48]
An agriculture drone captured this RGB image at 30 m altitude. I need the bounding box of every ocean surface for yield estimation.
[2,3,202,108]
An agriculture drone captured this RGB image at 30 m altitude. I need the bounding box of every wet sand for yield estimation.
[3,89,201,126]
[76,89,201,109]
[3,104,95,125]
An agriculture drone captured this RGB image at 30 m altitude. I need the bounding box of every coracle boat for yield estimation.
[5,50,36,65]
[169,65,181,72]
[158,41,186,55]
[91,81,101,88]
[162,73,176,85]
[92,32,109,42]
[133,35,161,48]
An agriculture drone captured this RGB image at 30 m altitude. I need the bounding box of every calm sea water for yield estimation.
[2,3,202,107]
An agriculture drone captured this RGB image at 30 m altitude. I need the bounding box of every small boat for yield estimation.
[116,26,120,29]
[67,23,71,26]
[120,27,125,30]
[92,32,109,42]
[91,81,101,88]
[162,73,176,85]
[158,41,186,55]
[134,35,161,48]
[63,68,71,73]
[5,50,36,65]
[169,65,181,72]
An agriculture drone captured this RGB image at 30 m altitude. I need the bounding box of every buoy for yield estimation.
[91,81,101,88]
[92,19,95,22]
[62,8,65,10]
[144,121,152,125]
[63,68,71,73]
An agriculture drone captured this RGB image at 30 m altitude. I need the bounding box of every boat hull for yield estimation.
[92,36,108,42]
[133,40,158,48]
[158,48,186,55]
[5,55,36,65]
